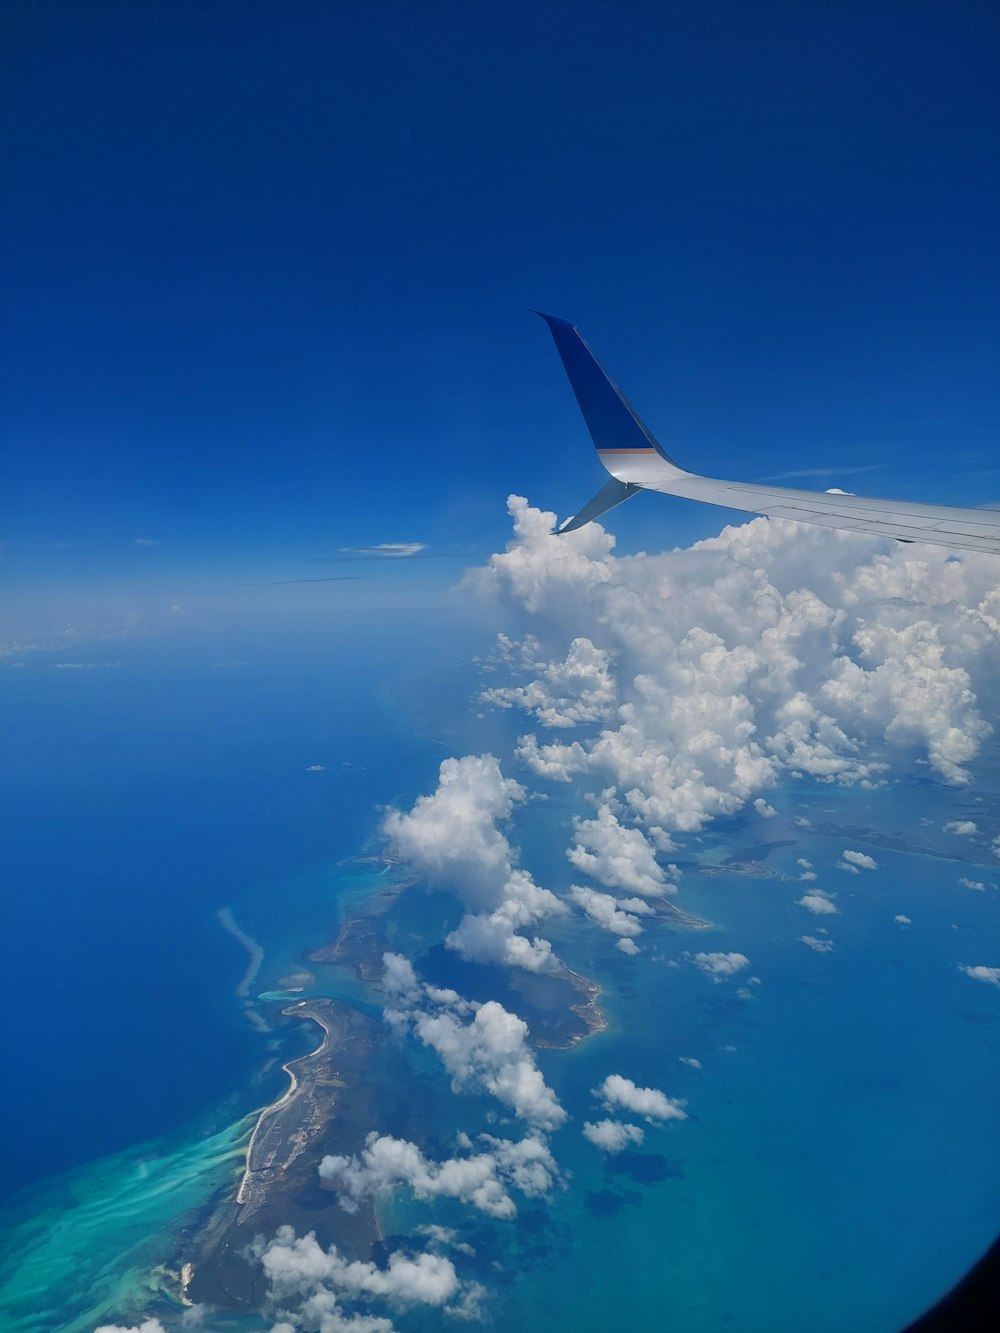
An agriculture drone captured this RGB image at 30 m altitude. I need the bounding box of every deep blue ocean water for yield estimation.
[1,614,451,1200]
[1,610,998,1333]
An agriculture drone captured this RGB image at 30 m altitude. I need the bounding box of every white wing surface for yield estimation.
[539,313,1000,556]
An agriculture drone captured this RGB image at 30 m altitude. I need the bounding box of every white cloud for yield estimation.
[94,1322,206,1333]
[54,661,122,669]
[320,1131,558,1220]
[799,870,817,882]
[689,951,750,981]
[255,1226,475,1327]
[383,755,565,973]
[305,764,326,772]
[482,636,617,727]
[95,1323,168,1333]
[415,1224,474,1257]
[894,914,912,924]
[839,849,878,871]
[382,955,566,1130]
[678,1056,702,1069]
[514,732,589,782]
[958,965,1000,987]
[340,543,427,558]
[582,1119,645,1153]
[568,885,644,938]
[616,937,641,956]
[383,755,523,907]
[567,801,676,896]
[945,820,978,836]
[465,499,998,848]
[800,935,835,953]
[753,798,777,818]
[959,877,985,891]
[797,890,837,915]
[594,1074,686,1123]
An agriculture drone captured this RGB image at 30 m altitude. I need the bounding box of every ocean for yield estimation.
[1,609,997,1333]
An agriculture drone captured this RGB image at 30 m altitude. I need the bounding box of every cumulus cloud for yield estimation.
[959,877,985,891]
[894,914,912,924]
[616,937,641,956]
[254,1226,477,1329]
[797,890,837,915]
[320,1131,558,1220]
[568,885,645,938]
[679,1056,702,1069]
[581,1119,645,1153]
[958,965,1000,987]
[464,498,998,848]
[383,755,565,972]
[689,951,750,981]
[382,955,566,1130]
[481,636,617,727]
[753,798,777,818]
[95,1323,168,1333]
[594,1074,686,1123]
[839,849,878,872]
[383,755,523,905]
[800,935,835,953]
[567,801,676,896]
[945,821,978,836]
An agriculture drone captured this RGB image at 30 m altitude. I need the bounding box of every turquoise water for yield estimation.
[1,618,997,1332]
[0,1115,253,1333]
[495,822,999,1332]
[382,781,1000,1333]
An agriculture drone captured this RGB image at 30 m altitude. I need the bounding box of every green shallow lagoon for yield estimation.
[0,1115,253,1333]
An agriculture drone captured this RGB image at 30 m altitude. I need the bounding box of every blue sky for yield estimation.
[3,0,998,631]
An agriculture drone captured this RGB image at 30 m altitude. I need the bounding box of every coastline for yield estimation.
[235,1000,337,1204]
[185,997,380,1312]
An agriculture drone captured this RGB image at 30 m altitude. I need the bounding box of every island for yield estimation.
[184,998,380,1312]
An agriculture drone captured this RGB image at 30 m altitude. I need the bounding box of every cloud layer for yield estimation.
[468,498,998,850]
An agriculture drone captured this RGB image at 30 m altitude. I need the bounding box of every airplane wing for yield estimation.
[538,313,1000,556]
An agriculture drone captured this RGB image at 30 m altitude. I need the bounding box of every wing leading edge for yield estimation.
[539,313,1000,555]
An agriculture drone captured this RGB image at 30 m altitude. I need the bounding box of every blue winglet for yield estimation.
[535,312,681,466]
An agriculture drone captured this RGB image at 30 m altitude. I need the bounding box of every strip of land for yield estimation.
[185,997,379,1312]
[236,999,349,1220]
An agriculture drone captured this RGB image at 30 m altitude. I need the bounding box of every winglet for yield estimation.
[557,477,642,534]
[536,312,685,472]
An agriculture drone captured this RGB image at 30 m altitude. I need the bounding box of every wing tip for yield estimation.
[531,310,576,331]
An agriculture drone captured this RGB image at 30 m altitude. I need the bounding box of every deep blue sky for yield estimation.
[3,0,998,633]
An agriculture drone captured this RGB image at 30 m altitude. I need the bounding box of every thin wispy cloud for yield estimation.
[341,542,427,558]
[247,575,367,586]
[133,537,160,546]
[311,543,471,563]
[765,464,883,481]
